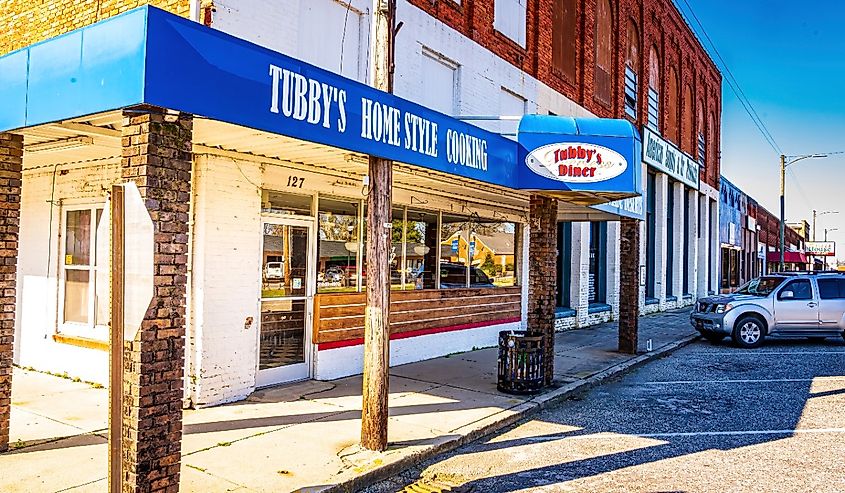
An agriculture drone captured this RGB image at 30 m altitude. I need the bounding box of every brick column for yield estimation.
[121,108,192,492]
[0,133,22,453]
[618,216,640,354]
[528,194,558,385]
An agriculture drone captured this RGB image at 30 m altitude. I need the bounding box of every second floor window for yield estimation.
[594,0,614,105]
[552,0,577,80]
[647,46,660,131]
[647,88,659,131]
[624,67,638,119]
[624,20,640,119]
[494,0,527,47]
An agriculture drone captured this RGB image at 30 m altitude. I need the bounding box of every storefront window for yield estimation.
[62,207,106,330]
[666,179,675,297]
[588,222,607,304]
[557,222,572,308]
[401,210,439,290]
[646,172,657,299]
[317,197,361,293]
[439,213,517,289]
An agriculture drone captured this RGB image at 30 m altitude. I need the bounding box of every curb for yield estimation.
[322,333,700,493]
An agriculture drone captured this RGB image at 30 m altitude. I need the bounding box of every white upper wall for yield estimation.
[211,0,593,138]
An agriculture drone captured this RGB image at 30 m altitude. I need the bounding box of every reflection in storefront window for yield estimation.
[317,198,360,293]
[439,214,517,289]
[317,196,520,292]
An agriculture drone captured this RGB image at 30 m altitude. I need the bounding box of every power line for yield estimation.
[676,0,783,156]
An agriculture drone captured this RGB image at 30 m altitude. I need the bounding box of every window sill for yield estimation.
[555,307,576,319]
[666,295,678,302]
[645,297,659,306]
[682,293,694,300]
[52,333,109,352]
[588,303,612,314]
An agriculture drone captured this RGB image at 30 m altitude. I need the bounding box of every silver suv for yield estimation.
[690,272,845,348]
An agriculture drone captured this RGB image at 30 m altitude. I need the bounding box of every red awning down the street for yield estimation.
[767,251,808,264]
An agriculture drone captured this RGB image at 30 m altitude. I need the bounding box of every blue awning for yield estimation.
[0,6,641,211]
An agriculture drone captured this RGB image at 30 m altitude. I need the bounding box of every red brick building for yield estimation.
[407,0,722,188]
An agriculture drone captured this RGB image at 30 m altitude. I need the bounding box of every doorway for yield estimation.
[256,215,315,387]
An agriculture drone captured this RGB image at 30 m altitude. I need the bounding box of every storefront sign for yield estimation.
[524,143,628,183]
[642,127,699,190]
[0,6,643,206]
[806,241,836,256]
[518,116,642,204]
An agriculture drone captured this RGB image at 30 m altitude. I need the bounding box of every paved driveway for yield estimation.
[366,338,845,493]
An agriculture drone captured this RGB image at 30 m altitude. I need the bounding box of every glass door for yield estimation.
[256,216,314,387]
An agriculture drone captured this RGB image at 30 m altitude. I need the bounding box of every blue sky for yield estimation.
[676,0,845,262]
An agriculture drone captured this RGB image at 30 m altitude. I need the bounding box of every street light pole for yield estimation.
[778,153,827,272]
[779,155,786,271]
[825,228,839,270]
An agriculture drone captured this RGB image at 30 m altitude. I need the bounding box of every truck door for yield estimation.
[816,277,845,330]
[774,278,819,330]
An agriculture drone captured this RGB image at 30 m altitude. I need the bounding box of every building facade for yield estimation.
[1,0,721,409]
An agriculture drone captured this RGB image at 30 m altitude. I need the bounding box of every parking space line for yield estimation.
[684,351,845,356]
[639,377,845,385]
[523,428,845,442]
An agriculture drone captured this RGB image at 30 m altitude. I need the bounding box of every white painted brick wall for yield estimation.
[15,161,119,385]
[189,155,263,407]
[687,188,700,298]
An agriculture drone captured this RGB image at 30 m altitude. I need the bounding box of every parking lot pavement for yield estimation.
[364,338,845,493]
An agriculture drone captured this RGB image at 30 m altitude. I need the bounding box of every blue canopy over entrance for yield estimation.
[0,5,640,213]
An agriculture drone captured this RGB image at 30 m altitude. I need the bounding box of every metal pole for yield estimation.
[779,154,786,271]
[109,185,125,493]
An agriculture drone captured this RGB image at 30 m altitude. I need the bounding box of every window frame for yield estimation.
[493,0,528,47]
[777,279,814,301]
[59,204,107,339]
[817,278,845,300]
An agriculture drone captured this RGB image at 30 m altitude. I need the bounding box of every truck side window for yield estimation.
[778,279,812,300]
[818,278,845,300]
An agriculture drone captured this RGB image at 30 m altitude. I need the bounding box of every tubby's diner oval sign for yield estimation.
[525,143,628,183]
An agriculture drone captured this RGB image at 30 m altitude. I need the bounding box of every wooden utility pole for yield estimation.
[361,0,396,452]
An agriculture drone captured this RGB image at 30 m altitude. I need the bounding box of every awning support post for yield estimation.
[527,194,559,385]
[118,107,193,491]
[618,216,641,354]
[0,133,22,453]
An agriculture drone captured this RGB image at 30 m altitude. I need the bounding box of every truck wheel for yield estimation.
[732,316,765,349]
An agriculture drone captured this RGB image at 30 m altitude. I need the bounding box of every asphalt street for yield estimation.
[363,337,845,493]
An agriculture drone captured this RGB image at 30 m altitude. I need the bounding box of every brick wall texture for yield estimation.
[0,134,22,453]
[0,0,190,56]
[120,108,192,492]
[528,194,558,385]
[618,216,640,353]
[407,0,722,189]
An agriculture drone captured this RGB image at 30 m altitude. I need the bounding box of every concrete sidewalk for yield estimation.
[1,309,696,492]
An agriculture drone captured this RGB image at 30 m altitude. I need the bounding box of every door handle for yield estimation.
[807,302,818,308]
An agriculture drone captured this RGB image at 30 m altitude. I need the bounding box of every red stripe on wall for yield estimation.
[316,317,521,351]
